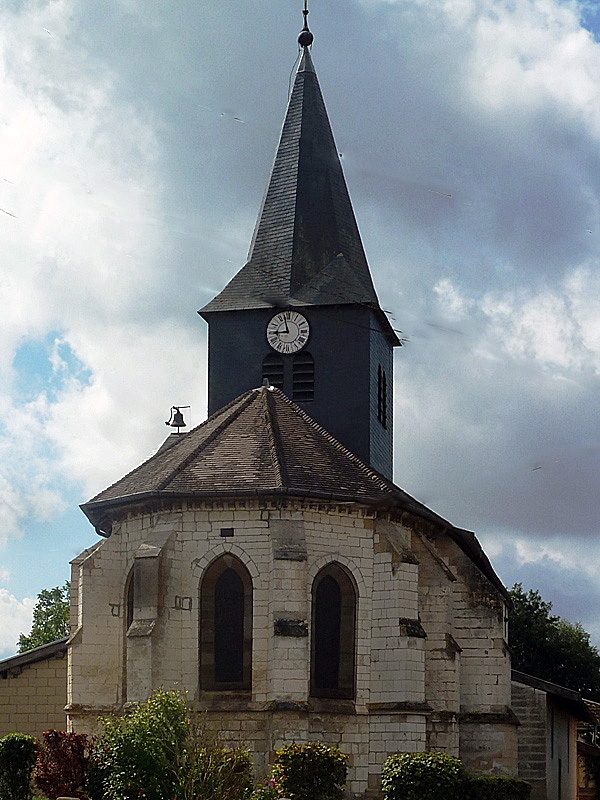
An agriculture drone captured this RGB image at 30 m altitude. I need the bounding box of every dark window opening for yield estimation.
[262,353,284,390]
[126,569,134,630]
[214,569,244,683]
[314,576,341,689]
[200,554,252,691]
[310,563,356,699]
[377,364,387,428]
[293,352,314,401]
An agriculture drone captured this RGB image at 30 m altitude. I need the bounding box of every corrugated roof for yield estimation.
[200,46,396,344]
[81,386,507,599]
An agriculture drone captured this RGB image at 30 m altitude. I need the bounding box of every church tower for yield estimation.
[199,12,400,479]
[69,10,517,794]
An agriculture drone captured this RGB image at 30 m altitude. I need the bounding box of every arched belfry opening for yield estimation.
[199,554,253,691]
[310,562,357,699]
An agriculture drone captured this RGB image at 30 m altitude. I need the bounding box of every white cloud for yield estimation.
[0,0,198,542]
[0,589,35,659]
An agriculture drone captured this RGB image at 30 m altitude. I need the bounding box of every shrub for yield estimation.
[90,688,189,800]
[177,718,254,800]
[87,688,255,800]
[381,752,468,800]
[270,741,348,800]
[250,777,284,800]
[34,730,92,800]
[468,773,531,800]
[0,733,40,800]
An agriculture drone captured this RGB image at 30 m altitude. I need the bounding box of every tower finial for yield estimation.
[298,0,313,47]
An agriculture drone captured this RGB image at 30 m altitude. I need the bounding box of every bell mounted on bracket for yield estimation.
[165,405,190,433]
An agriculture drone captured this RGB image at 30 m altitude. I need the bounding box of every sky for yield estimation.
[0,0,599,658]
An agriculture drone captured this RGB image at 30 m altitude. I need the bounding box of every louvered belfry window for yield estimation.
[262,353,284,390]
[292,352,314,401]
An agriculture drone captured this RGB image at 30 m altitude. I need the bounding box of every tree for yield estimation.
[509,583,600,700]
[18,582,70,653]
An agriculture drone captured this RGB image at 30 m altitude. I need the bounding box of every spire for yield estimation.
[201,17,395,335]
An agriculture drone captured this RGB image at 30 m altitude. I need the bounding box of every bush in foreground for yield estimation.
[382,752,531,800]
[270,741,348,800]
[87,688,254,800]
[468,773,531,800]
[381,752,468,800]
[34,730,92,800]
[0,733,40,800]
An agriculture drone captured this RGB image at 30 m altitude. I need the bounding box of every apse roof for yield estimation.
[81,386,507,599]
[200,45,399,344]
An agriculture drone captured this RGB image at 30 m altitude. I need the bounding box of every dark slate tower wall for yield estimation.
[201,39,400,481]
[206,304,394,475]
[369,313,394,477]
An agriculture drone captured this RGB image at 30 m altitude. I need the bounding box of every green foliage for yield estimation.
[177,718,253,800]
[18,583,70,653]
[381,752,468,800]
[34,730,92,800]
[0,733,40,800]
[468,774,531,800]
[509,583,600,700]
[250,777,284,800]
[270,741,348,800]
[88,688,254,800]
[89,688,189,800]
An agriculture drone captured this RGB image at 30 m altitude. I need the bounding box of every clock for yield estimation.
[266,311,310,354]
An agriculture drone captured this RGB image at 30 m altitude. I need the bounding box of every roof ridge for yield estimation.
[86,392,253,503]
[156,391,258,491]
[270,388,393,493]
[265,388,289,487]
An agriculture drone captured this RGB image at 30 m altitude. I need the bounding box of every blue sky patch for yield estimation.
[12,332,92,403]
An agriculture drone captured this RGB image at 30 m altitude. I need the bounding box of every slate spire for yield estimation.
[201,18,387,318]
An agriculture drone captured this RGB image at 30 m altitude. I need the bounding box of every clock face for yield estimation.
[266,311,310,354]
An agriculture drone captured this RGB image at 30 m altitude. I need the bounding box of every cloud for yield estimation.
[0,589,35,659]
[0,0,599,639]
[0,0,205,543]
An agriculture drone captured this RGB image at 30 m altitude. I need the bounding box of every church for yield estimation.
[66,11,518,796]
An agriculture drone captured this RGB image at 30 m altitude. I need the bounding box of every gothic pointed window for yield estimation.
[310,563,356,699]
[200,555,252,691]
[262,354,284,390]
[293,352,314,401]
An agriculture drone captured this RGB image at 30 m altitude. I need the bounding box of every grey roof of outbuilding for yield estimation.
[81,386,507,599]
[0,637,68,678]
[200,48,398,344]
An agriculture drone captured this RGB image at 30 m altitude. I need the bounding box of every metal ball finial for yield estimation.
[298,1,313,47]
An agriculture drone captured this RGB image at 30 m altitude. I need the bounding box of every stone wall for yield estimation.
[68,497,516,795]
[0,647,67,738]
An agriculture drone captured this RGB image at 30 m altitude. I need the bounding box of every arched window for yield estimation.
[123,567,135,703]
[262,353,284,390]
[126,569,135,631]
[310,563,357,699]
[200,554,253,691]
[293,352,314,401]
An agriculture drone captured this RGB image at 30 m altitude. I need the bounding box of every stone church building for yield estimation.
[67,16,518,796]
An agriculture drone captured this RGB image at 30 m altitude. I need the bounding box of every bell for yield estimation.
[165,406,188,432]
[171,408,185,429]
